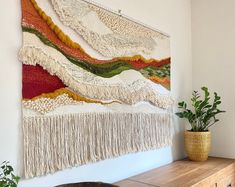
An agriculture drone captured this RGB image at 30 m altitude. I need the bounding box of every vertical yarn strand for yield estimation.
[23,112,173,178]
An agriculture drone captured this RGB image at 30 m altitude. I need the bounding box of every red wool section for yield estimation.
[22,64,65,99]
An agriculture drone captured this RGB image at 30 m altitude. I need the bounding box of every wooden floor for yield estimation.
[115,157,235,187]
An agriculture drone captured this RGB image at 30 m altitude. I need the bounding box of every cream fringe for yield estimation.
[22,112,173,178]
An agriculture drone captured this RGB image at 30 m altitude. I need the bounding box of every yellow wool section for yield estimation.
[23,88,114,104]
[30,0,85,52]
[30,0,159,64]
[114,55,157,63]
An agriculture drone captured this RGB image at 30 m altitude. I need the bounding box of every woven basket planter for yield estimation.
[184,131,211,161]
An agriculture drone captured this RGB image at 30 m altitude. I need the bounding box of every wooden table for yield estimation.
[115,157,235,187]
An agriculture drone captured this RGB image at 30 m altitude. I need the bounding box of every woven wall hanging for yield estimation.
[20,0,173,178]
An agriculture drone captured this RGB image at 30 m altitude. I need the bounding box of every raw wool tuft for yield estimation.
[23,94,81,114]
[22,112,173,178]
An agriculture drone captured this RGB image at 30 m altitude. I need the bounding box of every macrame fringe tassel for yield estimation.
[22,112,173,178]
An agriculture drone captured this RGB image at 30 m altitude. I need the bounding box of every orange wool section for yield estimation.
[148,76,170,89]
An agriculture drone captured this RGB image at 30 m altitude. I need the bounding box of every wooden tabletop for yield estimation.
[115,157,235,187]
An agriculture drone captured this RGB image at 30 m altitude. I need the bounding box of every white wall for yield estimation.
[192,0,235,158]
[0,0,192,186]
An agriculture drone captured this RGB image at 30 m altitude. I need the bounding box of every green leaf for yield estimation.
[175,112,184,118]
[0,162,20,187]
[176,86,225,131]
[178,101,184,107]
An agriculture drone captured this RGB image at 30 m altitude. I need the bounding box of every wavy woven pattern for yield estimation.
[23,0,166,63]
[19,31,173,108]
[20,0,173,178]
[21,0,171,88]
[23,27,170,79]
[19,45,173,108]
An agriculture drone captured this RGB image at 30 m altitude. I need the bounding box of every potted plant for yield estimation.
[176,87,225,161]
[0,161,20,187]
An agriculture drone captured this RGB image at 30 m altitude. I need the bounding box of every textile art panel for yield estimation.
[20,0,173,178]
